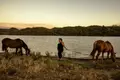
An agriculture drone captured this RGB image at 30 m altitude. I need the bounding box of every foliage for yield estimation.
[1,25,120,36]
[45,51,51,57]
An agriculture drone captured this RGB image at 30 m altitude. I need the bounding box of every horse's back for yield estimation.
[90,40,106,57]
[94,40,105,46]
[15,38,23,42]
[2,38,23,43]
[94,40,105,50]
[2,38,11,41]
[2,38,12,44]
[2,38,24,48]
[96,40,104,42]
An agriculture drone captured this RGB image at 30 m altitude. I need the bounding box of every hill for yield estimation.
[0,25,120,36]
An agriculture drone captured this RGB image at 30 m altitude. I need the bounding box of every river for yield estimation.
[0,35,120,58]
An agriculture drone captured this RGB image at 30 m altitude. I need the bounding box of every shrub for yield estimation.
[31,52,42,60]
[45,51,51,57]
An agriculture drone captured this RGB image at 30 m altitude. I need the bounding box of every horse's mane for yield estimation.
[16,38,28,49]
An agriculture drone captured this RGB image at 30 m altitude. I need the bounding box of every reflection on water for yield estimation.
[0,35,120,58]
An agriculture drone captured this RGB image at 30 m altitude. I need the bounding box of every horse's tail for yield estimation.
[2,44,5,51]
[90,41,97,57]
[2,40,5,51]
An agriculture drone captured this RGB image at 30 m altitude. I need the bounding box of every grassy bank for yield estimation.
[0,53,120,80]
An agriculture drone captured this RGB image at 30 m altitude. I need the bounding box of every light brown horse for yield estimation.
[90,40,116,62]
[2,38,30,55]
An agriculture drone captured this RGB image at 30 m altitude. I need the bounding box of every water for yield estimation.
[0,35,120,58]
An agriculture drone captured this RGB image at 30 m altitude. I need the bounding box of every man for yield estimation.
[57,38,67,60]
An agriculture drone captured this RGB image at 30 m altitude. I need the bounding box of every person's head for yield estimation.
[59,38,63,43]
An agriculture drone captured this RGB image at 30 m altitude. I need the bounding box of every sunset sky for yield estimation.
[0,0,120,28]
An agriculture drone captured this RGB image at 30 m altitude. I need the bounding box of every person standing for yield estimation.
[57,38,67,60]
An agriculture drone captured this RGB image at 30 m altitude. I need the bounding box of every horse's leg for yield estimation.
[96,51,101,62]
[107,52,110,59]
[90,49,96,60]
[102,52,104,59]
[19,47,23,55]
[20,48,23,55]
[5,47,8,53]
[92,52,96,60]
[101,52,104,63]
[16,48,18,54]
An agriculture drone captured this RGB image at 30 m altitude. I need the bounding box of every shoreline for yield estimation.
[1,52,120,61]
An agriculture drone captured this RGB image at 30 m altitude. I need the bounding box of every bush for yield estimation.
[31,52,42,60]
[45,51,51,57]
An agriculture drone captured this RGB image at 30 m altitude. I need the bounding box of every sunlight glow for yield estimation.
[0,0,120,28]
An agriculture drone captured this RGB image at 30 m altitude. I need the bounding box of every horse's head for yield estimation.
[114,52,116,57]
[26,48,30,55]
[110,52,116,62]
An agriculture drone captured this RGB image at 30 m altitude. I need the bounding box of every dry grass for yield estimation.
[0,53,119,80]
[111,71,120,80]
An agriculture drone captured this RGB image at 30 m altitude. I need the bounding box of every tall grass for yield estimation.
[0,52,115,80]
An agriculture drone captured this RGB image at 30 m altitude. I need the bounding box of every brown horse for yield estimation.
[90,40,116,62]
[2,38,30,55]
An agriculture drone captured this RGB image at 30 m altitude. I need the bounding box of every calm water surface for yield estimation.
[0,35,120,58]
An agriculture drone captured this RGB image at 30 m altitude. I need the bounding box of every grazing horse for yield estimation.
[2,38,30,55]
[90,40,116,62]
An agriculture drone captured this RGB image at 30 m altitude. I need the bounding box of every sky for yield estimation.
[0,0,120,28]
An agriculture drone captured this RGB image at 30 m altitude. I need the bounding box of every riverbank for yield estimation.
[0,53,120,80]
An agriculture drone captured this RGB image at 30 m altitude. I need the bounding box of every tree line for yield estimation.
[0,25,120,36]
